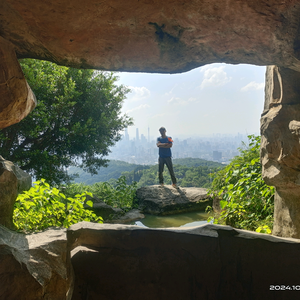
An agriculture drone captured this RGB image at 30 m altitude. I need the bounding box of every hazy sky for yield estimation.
[116,63,266,139]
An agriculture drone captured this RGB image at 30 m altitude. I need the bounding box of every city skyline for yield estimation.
[109,128,249,166]
[123,126,250,142]
[116,63,265,138]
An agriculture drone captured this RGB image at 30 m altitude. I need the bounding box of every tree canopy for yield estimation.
[0,59,132,185]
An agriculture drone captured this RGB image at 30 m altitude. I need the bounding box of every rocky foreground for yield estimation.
[1,222,300,299]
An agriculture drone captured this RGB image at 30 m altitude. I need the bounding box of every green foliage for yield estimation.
[256,225,272,234]
[0,59,132,185]
[208,135,275,232]
[13,179,103,233]
[63,175,137,210]
[122,160,223,188]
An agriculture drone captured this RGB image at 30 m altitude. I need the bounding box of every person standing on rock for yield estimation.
[156,127,178,188]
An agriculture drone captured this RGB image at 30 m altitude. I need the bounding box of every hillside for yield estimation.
[173,158,224,168]
[68,160,142,184]
[68,158,225,187]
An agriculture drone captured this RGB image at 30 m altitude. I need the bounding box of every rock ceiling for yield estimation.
[1,0,300,127]
[2,0,300,72]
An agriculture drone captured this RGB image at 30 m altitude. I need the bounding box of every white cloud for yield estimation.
[151,113,167,119]
[200,66,231,89]
[151,111,180,119]
[241,81,264,92]
[168,97,183,105]
[126,104,150,114]
[168,97,198,106]
[165,84,178,96]
[128,86,150,101]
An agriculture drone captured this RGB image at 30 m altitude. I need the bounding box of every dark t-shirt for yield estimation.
[157,136,173,158]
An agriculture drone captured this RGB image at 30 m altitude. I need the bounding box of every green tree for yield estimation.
[0,59,132,185]
[208,135,275,233]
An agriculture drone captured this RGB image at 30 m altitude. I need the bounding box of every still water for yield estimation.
[134,211,209,228]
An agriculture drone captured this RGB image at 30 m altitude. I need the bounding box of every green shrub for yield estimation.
[63,175,137,210]
[13,179,103,233]
[208,135,275,233]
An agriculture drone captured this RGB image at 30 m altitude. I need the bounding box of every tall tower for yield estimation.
[136,128,139,142]
[148,127,150,143]
[124,128,129,141]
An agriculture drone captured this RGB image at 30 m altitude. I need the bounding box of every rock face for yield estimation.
[0,36,36,129]
[2,0,300,126]
[68,222,300,300]
[0,225,73,300]
[261,66,300,238]
[2,0,300,72]
[136,185,211,215]
[0,156,32,229]
[2,220,300,299]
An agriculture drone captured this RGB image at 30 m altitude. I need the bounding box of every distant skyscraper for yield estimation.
[136,128,139,142]
[124,128,129,141]
[148,127,150,143]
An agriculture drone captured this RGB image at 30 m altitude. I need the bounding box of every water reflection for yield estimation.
[134,211,209,228]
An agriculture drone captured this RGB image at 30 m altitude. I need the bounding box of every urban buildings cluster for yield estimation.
[108,128,252,165]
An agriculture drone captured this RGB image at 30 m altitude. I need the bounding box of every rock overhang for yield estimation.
[2,0,300,128]
[2,0,300,73]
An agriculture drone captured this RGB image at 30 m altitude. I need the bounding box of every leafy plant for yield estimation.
[13,179,103,233]
[63,175,137,210]
[208,135,275,233]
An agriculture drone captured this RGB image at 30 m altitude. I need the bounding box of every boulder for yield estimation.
[109,209,145,224]
[68,221,300,300]
[0,36,36,129]
[0,156,32,229]
[84,195,144,224]
[0,225,73,300]
[84,195,123,221]
[136,185,211,215]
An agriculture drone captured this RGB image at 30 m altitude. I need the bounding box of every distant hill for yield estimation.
[173,158,224,168]
[68,158,225,185]
[68,160,143,184]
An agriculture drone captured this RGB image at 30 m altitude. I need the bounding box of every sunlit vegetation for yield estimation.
[207,135,275,233]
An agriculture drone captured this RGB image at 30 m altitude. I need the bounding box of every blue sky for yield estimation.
[116,63,266,139]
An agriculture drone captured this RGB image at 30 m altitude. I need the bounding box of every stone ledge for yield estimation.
[136,185,212,215]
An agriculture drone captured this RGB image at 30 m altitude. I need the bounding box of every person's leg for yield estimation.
[165,157,177,184]
[158,157,165,184]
